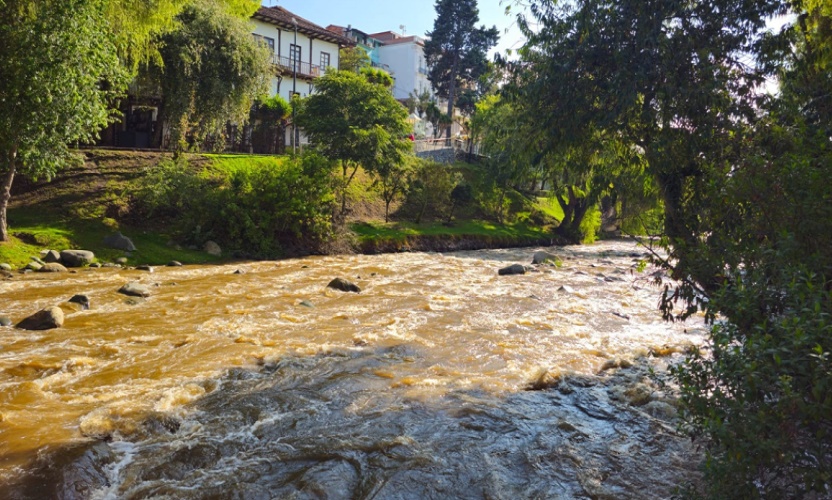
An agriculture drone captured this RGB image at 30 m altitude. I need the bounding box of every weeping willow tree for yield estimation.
[148,0,271,151]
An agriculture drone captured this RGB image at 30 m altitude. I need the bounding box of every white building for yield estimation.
[251,6,354,102]
[370,31,434,102]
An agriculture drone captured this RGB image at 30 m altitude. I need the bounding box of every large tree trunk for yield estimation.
[445,54,459,139]
[0,148,18,242]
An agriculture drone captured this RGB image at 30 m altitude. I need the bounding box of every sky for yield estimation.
[263,0,528,57]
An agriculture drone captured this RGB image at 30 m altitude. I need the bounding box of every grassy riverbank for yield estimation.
[1,150,565,268]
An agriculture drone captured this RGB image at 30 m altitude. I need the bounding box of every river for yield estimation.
[0,240,703,499]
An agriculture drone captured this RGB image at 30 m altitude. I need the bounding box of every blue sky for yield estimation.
[263,0,527,57]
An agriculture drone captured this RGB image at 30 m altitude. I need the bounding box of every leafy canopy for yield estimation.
[153,0,271,151]
[424,0,498,131]
[296,70,412,215]
[0,0,128,240]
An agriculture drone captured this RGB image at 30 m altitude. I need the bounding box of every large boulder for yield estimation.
[0,263,11,271]
[204,241,222,257]
[43,250,62,263]
[38,262,68,273]
[16,307,64,330]
[498,264,527,276]
[532,251,559,265]
[103,232,137,252]
[60,250,95,268]
[327,278,361,293]
[118,282,151,298]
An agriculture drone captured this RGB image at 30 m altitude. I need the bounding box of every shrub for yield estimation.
[138,154,335,257]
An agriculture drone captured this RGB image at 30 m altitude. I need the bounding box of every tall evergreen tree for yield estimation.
[424,0,498,138]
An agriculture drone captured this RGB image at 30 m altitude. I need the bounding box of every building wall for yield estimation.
[378,41,433,101]
[251,19,340,102]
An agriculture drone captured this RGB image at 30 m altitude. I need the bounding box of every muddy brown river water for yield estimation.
[0,241,704,499]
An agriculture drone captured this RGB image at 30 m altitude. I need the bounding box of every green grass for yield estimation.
[534,196,565,220]
[1,208,221,269]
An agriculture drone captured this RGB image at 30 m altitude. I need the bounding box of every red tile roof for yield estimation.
[253,7,355,47]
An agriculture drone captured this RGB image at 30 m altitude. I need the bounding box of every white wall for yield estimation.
[251,19,340,102]
[378,41,434,101]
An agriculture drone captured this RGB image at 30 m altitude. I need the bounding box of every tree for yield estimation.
[0,0,128,242]
[149,0,271,151]
[424,0,499,138]
[250,95,291,154]
[512,0,785,292]
[513,0,832,495]
[375,158,413,223]
[296,70,412,217]
[339,46,371,73]
[360,66,394,88]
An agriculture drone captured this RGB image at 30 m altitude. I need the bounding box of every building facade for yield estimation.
[370,31,434,102]
[252,7,354,102]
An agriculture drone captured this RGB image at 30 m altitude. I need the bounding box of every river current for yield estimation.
[0,240,703,498]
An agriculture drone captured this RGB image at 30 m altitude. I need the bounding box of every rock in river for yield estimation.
[118,282,151,298]
[69,295,91,310]
[532,251,559,265]
[60,250,95,268]
[0,316,12,327]
[16,307,64,330]
[38,262,68,273]
[327,278,361,293]
[498,264,527,276]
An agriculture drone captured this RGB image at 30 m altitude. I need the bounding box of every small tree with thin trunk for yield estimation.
[424,0,498,138]
[0,0,127,242]
[296,70,411,218]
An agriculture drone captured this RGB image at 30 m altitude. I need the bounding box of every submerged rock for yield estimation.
[167,261,183,267]
[136,265,154,272]
[558,285,576,294]
[103,232,137,252]
[16,307,65,330]
[118,282,151,298]
[0,316,12,327]
[69,295,91,310]
[498,264,527,276]
[299,300,315,308]
[532,251,559,265]
[327,278,361,293]
[60,250,95,268]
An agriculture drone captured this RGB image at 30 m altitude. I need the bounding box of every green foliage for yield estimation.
[250,95,291,154]
[151,0,271,151]
[424,0,499,135]
[406,160,456,223]
[671,271,832,498]
[296,70,412,215]
[138,154,335,257]
[339,46,371,73]
[106,0,260,71]
[0,0,129,240]
[360,67,394,88]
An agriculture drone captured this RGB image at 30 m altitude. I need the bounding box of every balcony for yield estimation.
[275,55,322,79]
